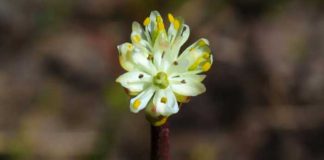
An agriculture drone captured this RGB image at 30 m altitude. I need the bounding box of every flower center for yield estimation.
[153,72,169,89]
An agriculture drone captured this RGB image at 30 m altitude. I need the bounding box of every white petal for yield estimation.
[147,11,161,34]
[130,87,155,113]
[173,24,190,49]
[170,73,206,82]
[167,20,177,42]
[153,30,169,50]
[131,22,152,50]
[153,50,163,68]
[117,43,135,71]
[116,71,152,92]
[153,88,179,116]
[118,41,153,72]
[152,36,171,71]
[178,38,210,60]
[132,52,157,75]
[175,38,212,73]
[168,25,190,61]
[170,78,206,96]
[142,10,166,46]
[166,16,190,62]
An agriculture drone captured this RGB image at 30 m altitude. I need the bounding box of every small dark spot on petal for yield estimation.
[181,27,188,36]
[160,97,167,104]
[181,80,186,84]
[161,51,165,58]
[173,61,178,65]
[139,74,144,79]
[147,55,154,61]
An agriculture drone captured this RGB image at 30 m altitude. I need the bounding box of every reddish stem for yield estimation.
[150,122,170,160]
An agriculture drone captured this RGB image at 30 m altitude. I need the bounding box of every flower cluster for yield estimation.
[116,11,213,126]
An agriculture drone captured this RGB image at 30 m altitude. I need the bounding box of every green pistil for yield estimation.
[153,72,169,89]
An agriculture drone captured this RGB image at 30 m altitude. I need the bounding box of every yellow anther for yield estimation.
[198,40,207,47]
[143,17,150,26]
[158,22,165,31]
[174,19,180,30]
[202,52,210,59]
[152,116,168,126]
[168,13,174,23]
[132,35,141,43]
[188,57,204,71]
[175,94,190,103]
[133,99,141,109]
[156,16,163,23]
[127,44,133,50]
[160,97,168,104]
[202,62,211,72]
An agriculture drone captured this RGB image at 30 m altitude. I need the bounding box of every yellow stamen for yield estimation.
[133,99,141,109]
[202,52,210,59]
[127,44,133,50]
[156,16,163,23]
[152,116,168,126]
[202,62,211,72]
[143,17,150,26]
[132,35,141,43]
[188,57,204,71]
[168,13,174,23]
[198,40,207,47]
[175,94,190,103]
[158,22,165,31]
[160,97,167,104]
[174,19,180,30]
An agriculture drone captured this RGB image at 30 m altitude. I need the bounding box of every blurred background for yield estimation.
[0,0,323,159]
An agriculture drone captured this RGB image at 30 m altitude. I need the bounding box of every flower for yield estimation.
[116,11,213,126]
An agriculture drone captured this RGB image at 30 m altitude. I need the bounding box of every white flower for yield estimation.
[116,11,213,125]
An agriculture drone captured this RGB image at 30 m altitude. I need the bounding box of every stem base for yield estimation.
[150,122,170,160]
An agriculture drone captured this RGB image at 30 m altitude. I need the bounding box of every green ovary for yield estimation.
[153,72,169,89]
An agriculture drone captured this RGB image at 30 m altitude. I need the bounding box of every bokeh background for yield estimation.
[0,0,323,159]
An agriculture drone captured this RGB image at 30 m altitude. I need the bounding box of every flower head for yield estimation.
[116,11,213,126]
